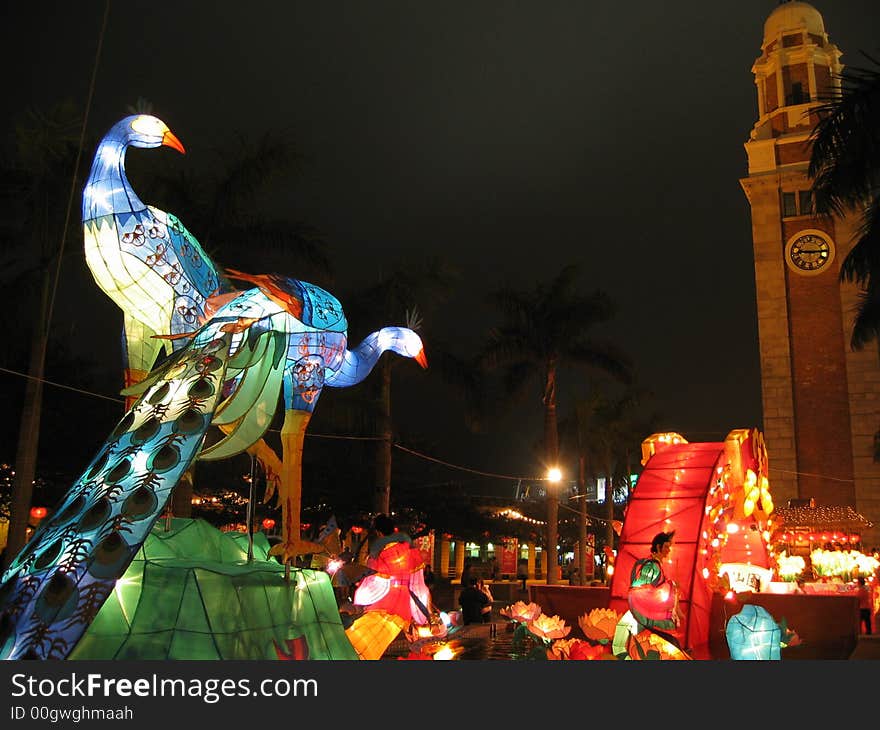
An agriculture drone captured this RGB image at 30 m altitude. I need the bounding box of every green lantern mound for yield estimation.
[70,518,358,660]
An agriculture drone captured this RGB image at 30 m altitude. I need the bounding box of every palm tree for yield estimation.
[0,103,87,570]
[568,387,657,581]
[808,56,880,350]
[337,256,457,514]
[135,127,332,285]
[482,264,632,583]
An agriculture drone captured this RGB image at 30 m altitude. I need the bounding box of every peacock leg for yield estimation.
[267,408,326,565]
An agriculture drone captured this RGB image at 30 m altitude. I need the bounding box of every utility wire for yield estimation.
[773,468,854,483]
[2,365,857,489]
[0,366,537,479]
[0,367,123,404]
[392,443,544,481]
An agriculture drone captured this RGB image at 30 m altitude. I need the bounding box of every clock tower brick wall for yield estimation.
[741,3,880,546]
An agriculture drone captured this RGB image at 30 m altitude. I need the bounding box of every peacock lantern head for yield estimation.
[378,327,428,369]
[112,114,186,154]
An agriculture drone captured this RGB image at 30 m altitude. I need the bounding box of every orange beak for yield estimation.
[162,130,186,154]
[414,349,428,369]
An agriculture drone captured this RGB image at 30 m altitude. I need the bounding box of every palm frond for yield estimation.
[125,97,154,115]
[404,306,422,332]
[555,291,617,333]
[809,57,880,216]
[210,130,300,219]
[849,280,880,350]
[481,331,538,369]
[217,217,332,277]
[565,340,633,385]
[839,200,880,287]
[501,360,537,398]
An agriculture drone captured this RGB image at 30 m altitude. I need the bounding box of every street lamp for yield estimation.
[546,467,562,584]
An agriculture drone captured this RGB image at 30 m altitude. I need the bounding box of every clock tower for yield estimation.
[741,1,879,543]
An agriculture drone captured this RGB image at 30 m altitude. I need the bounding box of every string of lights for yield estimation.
[2,366,858,490]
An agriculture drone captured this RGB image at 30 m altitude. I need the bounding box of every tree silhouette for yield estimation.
[481,264,632,583]
[809,56,880,350]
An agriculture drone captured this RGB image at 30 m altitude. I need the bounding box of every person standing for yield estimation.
[858,576,873,635]
[458,577,491,625]
[459,559,473,588]
[477,578,494,622]
[423,563,435,590]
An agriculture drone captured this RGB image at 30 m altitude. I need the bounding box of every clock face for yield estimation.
[785,231,834,275]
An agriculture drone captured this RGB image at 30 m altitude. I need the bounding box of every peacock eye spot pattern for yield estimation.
[105,458,131,485]
[86,450,111,480]
[149,444,180,473]
[188,378,214,399]
[32,541,63,573]
[131,417,161,445]
[34,573,78,624]
[78,498,112,532]
[89,533,133,579]
[148,383,171,404]
[53,496,86,528]
[121,487,157,521]
[198,355,223,372]
[174,408,204,434]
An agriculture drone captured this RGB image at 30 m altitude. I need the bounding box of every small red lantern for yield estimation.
[30,506,47,521]
[350,525,364,535]
[442,532,453,541]
[261,518,276,531]
[850,534,861,544]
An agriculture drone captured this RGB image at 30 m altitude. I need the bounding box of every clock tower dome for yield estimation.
[741,1,879,541]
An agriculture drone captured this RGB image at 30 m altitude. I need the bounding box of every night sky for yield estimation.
[4,2,880,494]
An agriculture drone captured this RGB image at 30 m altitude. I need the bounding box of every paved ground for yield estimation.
[849,634,880,659]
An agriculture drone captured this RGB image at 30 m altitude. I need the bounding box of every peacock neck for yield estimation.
[82,138,145,222]
[325,330,385,388]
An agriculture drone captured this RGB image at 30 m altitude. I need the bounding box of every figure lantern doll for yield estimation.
[612,531,687,659]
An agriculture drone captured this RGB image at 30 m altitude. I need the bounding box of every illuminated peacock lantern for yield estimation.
[0,115,427,659]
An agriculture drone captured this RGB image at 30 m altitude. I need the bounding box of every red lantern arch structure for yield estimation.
[609,428,776,659]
